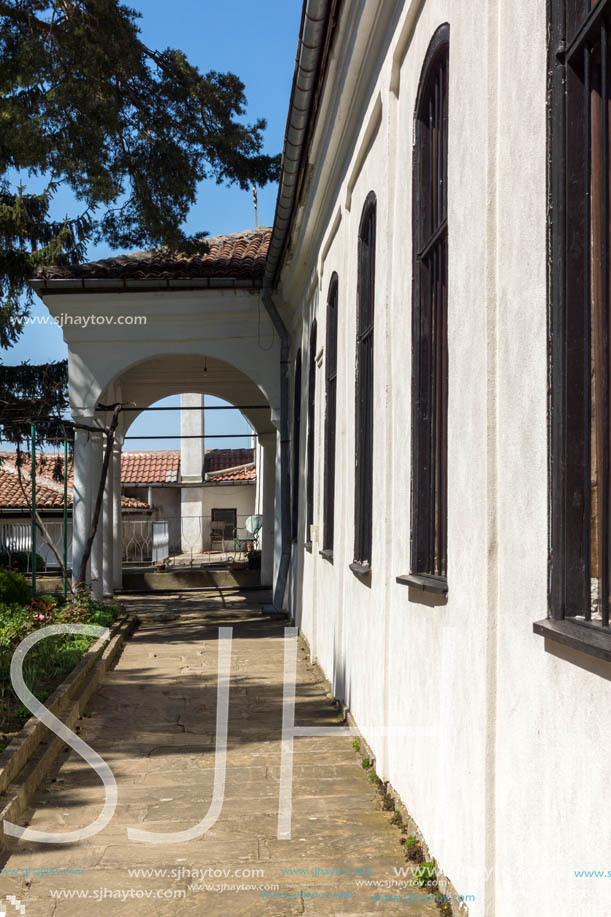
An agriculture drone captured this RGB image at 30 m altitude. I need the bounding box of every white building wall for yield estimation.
[201,483,256,550]
[281,1,611,915]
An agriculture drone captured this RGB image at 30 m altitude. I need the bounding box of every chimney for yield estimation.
[180,393,205,482]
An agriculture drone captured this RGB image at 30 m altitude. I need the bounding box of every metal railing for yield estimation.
[0,521,72,572]
[122,515,260,567]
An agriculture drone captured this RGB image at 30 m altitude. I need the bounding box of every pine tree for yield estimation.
[0,0,279,348]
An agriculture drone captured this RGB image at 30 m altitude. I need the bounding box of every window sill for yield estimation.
[319,548,334,563]
[350,561,372,579]
[304,542,313,553]
[396,573,448,595]
[533,618,611,663]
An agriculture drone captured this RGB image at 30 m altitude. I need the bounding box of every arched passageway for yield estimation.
[72,353,278,598]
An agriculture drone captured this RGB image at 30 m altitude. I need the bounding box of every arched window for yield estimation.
[305,319,317,545]
[546,0,611,647]
[322,275,339,557]
[352,193,376,572]
[291,349,302,542]
[410,25,449,588]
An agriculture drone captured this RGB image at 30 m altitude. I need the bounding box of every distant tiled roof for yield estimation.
[0,449,256,501]
[0,473,67,510]
[0,452,74,488]
[207,463,256,483]
[0,459,148,511]
[204,449,254,474]
[121,451,180,485]
[36,229,271,285]
[120,448,255,484]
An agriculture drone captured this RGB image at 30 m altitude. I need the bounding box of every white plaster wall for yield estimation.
[280,0,611,915]
[180,394,204,480]
[386,1,490,907]
[201,483,256,550]
[45,289,280,421]
[493,2,611,916]
[180,485,204,553]
[150,486,181,552]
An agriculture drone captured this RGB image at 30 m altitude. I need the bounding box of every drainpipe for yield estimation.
[265,0,333,286]
[262,289,291,612]
[261,0,332,612]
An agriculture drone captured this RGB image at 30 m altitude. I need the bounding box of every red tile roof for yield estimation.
[0,459,148,511]
[0,449,255,506]
[0,473,67,510]
[121,449,255,483]
[37,228,271,285]
[207,464,256,483]
[204,449,254,474]
[0,452,74,487]
[121,451,180,484]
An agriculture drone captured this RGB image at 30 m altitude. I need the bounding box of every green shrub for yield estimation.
[0,591,121,732]
[88,607,116,628]
[0,568,30,605]
[0,551,44,573]
[413,862,436,888]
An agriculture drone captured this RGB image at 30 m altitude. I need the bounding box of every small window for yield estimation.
[306,319,318,545]
[546,0,611,651]
[323,275,339,555]
[410,25,449,588]
[291,349,302,541]
[211,508,236,539]
[353,193,376,572]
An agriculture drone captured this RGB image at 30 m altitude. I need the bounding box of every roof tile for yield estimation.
[37,228,271,284]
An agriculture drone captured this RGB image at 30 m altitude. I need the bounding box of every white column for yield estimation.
[112,444,122,591]
[90,431,104,600]
[181,393,205,554]
[259,433,276,587]
[72,425,94,588]
[102,447,114,597]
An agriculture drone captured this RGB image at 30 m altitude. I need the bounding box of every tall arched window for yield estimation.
[291,349,302,542]
[544,0,611,649]
[352,193,376,573]
[305,319,317,545]
[322,275,339,557]
[410,25,449,589]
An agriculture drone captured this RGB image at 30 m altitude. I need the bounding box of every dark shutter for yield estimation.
[411,25,449,583]
[354,194,376,568]
[291,350,302,542]
[306,320,318,541]
[323,275,339,553]
[550,0,611,627]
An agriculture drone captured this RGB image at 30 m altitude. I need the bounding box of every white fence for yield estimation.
[0,516,260,572]
[122,515,259,566]
[0,521,72,572]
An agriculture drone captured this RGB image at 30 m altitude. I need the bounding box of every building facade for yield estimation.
[275,1,611,915]
[30,0,611,914]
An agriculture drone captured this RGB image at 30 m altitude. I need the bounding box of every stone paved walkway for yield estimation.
[0,593,439,916]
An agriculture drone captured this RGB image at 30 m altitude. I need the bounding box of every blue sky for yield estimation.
[2,0,302,451]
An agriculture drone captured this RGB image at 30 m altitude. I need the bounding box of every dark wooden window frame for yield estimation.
[305,318,318,550]
[321,274,339,561]
[351,192,376,578]
[211,508,237,539]
[291,349,302,542]
[402,24,450,596]
[536,0,611,662]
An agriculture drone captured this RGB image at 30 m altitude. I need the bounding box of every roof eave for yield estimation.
[30,276,264,295]
[264,0,340,289]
